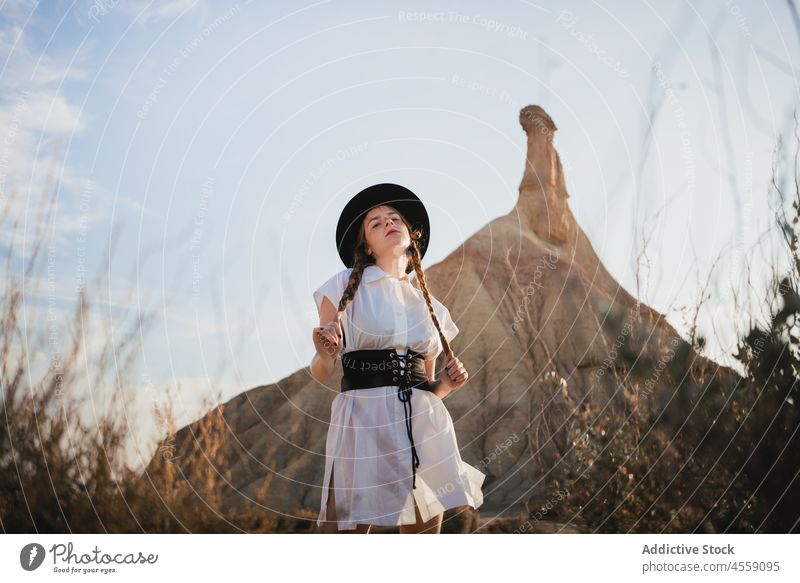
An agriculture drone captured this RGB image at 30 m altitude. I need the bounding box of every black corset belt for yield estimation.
[340,348,435,489]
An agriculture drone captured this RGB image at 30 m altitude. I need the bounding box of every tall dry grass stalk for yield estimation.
[0,155,311,533]
[495,110,800,534]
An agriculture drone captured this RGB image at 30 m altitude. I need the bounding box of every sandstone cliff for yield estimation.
[143,105,736,523]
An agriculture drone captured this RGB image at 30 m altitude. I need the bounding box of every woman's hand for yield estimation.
[433,350,468,398]
[312,312,343,360]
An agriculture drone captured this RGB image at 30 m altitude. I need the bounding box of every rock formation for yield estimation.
[142,104,736,525]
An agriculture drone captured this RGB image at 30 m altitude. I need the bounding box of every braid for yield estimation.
[408,228,452,357]
[336,232,373,351]
[336,207,452,358]
[338,246,370,313]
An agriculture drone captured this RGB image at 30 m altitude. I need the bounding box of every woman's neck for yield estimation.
[374,256,409,279]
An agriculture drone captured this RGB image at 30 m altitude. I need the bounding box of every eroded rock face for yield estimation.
[145,105,735,522]
[517,105,571,244]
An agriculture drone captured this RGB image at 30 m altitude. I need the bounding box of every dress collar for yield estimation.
[362,264,417,284]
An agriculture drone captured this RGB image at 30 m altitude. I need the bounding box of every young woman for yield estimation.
[311,183,485,534]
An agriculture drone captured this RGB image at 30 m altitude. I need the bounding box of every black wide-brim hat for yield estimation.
[336,183,430,269]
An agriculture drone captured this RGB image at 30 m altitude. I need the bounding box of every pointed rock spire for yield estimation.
[515,105,572,244]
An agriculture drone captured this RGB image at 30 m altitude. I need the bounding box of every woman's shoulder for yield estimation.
[334,267,353,285]
[313,267,353,315]
[317,267,352,285]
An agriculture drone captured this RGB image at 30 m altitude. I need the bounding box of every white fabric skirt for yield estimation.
[317,385,486,531]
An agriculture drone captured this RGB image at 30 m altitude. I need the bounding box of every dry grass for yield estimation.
[497,112,800,534]
[0,160,312,533]
[3,117,799,533]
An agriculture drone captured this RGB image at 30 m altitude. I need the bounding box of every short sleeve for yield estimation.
[431,296,459,343]
[439,306,459,343]
[312,269,349,318]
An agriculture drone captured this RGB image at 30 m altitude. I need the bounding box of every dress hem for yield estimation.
[316,386,486,532]
[317,463,486,531]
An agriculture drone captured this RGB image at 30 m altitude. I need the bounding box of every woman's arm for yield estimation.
[424,358,435,382]
[311,350,336,383]
[310,296,340,382]
[424,358,451,399]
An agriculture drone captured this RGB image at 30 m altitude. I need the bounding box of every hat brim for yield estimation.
[335,183,430,268]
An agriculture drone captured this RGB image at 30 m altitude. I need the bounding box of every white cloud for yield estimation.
[0,16,111,262]
[0,0,39,24]
[127,0,202,25]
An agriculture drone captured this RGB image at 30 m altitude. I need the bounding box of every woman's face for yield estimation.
[362,205,411,260]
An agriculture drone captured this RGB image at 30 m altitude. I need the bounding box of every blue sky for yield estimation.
[1,0,799,468]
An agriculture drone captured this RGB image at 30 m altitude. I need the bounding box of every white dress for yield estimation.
[313,264,486,530]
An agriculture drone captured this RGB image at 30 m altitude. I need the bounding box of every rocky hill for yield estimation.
[142,104,737,525]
